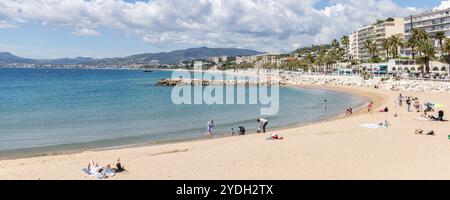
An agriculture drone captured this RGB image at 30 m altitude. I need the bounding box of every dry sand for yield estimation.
[0,85,449,180]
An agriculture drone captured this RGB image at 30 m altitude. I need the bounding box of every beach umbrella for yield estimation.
[434,104,446,109]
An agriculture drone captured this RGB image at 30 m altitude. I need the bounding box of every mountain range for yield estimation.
[0,47,263,66]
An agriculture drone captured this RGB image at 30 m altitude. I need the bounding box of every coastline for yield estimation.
[0,84,368,161]
[2,78,450,179]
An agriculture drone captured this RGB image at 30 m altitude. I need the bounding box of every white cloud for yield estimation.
[0,0,417,52]
[435,0,450,10]
[0,20,15,28]
[72,27,101,36]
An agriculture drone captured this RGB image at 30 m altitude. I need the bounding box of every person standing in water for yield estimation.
[323,99,327,111]
[257,118,269,133]
[207,120,214,135]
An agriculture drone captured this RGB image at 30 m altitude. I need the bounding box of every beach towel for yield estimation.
[414,117,430,121]
[434,104,446,109]
[81,168,116,179]
[360,124,382,129]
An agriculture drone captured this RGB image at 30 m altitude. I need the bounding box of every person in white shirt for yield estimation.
[257,118,269,133]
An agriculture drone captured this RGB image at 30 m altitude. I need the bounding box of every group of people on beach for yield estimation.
[396,93,448,137]
[206,118,270,136]
[398,94,424,113]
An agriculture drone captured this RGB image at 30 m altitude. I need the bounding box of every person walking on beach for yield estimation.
[257,118,269,133]
[368,101,374,113]
[406,97,412,112]
[398,94,403,107]
[207,120,214,135]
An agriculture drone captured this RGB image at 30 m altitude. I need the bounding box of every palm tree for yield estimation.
[331,39,340,49]
[407,28,428,59]
[414,28,429,41]
[341,36,350,61]
[380,38,390,59]
[406,36,417,60]
[443,38,450,76]
[417,38,435,75]
[388,35,404,59]
[364,39,378,75]
[434,31,446,58]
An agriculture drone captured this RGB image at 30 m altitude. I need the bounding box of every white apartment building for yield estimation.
[349,31,359,60]
[403,7,450,57]
[253,53,283,68]
[236,56,257,65]
[348,18,405,61]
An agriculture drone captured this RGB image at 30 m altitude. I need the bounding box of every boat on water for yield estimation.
[143,70,154,72]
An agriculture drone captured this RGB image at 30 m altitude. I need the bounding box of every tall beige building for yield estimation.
[348,18,405,61]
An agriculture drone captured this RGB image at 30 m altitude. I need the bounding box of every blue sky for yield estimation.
[0,0,448,59]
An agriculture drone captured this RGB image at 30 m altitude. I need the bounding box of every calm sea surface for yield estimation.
[0,68,366,157]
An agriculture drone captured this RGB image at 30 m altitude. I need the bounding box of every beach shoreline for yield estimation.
[0,84,370,161]
[1,81,449,179]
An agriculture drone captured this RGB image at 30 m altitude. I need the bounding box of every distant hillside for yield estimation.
[0,52,33,64]
[0,47,263,66]
[93,47,262,65]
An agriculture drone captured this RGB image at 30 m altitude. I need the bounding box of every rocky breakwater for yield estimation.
[156,78,286,86]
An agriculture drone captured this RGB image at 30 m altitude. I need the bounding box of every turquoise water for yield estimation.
[0,68,366,157]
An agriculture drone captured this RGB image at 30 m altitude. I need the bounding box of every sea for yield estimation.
[0,67,366,158]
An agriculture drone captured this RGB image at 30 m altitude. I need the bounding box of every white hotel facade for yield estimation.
[348,18,405,61]
[403,7,450,57]
[346,7,450,76]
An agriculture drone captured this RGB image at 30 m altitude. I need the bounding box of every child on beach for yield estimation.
[368,101,374,113]
[346,107,353,115]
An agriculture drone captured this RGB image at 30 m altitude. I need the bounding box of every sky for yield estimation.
[0,0,449,59]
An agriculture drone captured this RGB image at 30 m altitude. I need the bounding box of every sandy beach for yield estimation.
[1,84,449,180]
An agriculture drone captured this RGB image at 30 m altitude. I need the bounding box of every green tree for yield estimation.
[434,31,446,58]
[380,38,390,59]
[331,39,340,49]
[341,35,350,61]
[364,39,378,75]
[388,35,404,59]
[442,38,450,76]
[417,38,435,75]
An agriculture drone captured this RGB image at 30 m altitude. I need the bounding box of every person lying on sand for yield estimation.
[107,158,126,173]
[86,160,116,179]
[415,129,435,136]
[415,111,432,121]
[87,159,126,176]
[266,133,283,140]
[378,120,391,128]
[378,106,389,113]
[430,111,446,122]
